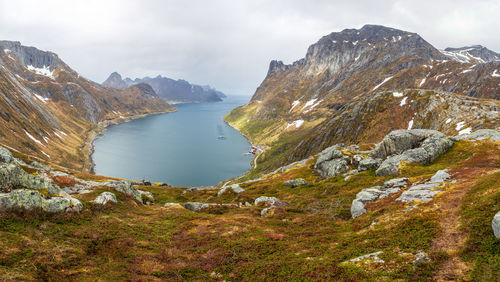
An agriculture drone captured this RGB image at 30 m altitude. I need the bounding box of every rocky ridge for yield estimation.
[225,25,499,173]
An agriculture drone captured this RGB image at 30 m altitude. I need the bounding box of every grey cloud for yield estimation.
[0,0,498,95]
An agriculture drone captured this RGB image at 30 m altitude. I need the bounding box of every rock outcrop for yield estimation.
[107,180,143,203]
[284,178,310,188]
[452,129,500,142]
[351,178,409,218]
[375,130,453,176]
[93,192,117,205]
[217,184,245,197]
[254,196,287,216]
[396,170,451,203]
[314,146,350,178]
[493,211,500,239]
[0,189,82,213]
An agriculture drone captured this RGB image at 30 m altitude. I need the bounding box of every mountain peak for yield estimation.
[0,40,63,70]
[102,72,128,88]
[442,45,500,63]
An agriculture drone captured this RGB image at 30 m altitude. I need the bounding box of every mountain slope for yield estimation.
[0,41,175,170]
[225,25,500,173]
[103,73,226,103]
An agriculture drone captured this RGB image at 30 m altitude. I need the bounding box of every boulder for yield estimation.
[316,158,349,178]
[183,202,218,212]
[314,145,351,178]
[351,178,409,218]
[93,192,117,205]
[0,162,61,195]
[375,135,452,176]
[352,155,365,166]
[284,178,310,188]
[30,161,48,170]
[396,170,450,203]
[358,157,381,171]
[0,146,15,163]
[346,251,384,263]
[372,129,446,159]
[492,211,500,239]
[217,184,245,197]
[254,196,284,207]
[0,189,82,213]
[107,180,142,203]
[350,199,367,218]
[316,145,343,164]
[164,202,182,208]
[254,196,286,217]
[138,190,155,205]
[452,129,500,142]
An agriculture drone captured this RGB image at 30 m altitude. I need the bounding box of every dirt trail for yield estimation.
[432,164,499,281]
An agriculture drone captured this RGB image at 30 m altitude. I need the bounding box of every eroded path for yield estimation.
[432,146,500,281]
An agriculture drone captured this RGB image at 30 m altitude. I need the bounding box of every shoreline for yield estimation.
[221,118,266,184]
[82,109,176,173]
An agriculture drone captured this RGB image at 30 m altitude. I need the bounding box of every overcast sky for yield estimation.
[0,0,498,96]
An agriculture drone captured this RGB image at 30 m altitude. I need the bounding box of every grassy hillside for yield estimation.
[1,139,498,280]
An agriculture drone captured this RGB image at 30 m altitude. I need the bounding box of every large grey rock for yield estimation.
[351,199,367,218]
[346,251,384,263]
[492,211,500,239]
[351,178,409,218]
[316,145,343,164]
[429,169,451,183]
[453,129,500,142]
[284,178,310,188]
[164,202,182,208]
[107,180,142,203]
[358,157,382,171]
[396,183,441,202]
[316,158,349,178]
[396,170,450,203]
[0,146,15,163]
[30,161,48,170]
[0,189,82,213]
[138,190,154,205]
[254,196,284,207]
[0,162,60,195]
[372,129,446,159]
[93,192,117,205]
[314,145,352,178]
[352,155,365,166]
[183,202,218,212]
[375,135,453,176]
[217,184,245,197]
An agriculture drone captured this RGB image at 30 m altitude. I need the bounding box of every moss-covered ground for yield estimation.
[0,140,498,280]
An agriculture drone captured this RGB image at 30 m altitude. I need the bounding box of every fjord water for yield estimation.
[92,96,252,187]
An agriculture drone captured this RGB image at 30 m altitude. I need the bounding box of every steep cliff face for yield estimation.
[0,41,174,169]
[225,25,499,172]
[103,73,226,103]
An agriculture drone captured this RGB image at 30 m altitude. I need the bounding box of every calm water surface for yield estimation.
[92,96,252,186]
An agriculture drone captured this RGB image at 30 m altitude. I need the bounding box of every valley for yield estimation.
[0,23,499,281]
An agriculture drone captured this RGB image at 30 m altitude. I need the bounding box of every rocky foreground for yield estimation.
[0,129,498,280]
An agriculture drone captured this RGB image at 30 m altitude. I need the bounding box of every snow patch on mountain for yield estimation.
[27,65,55,79]
[286,120,304,130]
[373,76,393,90]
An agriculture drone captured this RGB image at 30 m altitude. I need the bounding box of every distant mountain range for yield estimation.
[103,72,226,103]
